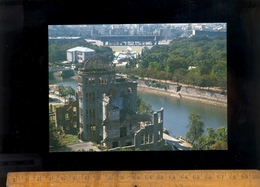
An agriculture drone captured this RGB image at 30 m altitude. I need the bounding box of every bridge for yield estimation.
[100,35,161,46]
[49,68,75,79]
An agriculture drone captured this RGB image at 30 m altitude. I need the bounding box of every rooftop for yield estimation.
[81,55,115,72]
[67,46,95,52]
[49,37,81,39]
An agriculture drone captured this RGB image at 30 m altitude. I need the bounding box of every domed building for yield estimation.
[76,55,164,150]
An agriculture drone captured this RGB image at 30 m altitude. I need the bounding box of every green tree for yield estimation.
[49,122,61,148]
[163,56,186,73]
[57,84,68,103]
[186,113,205,144]
[95,46,115,61]
[141,46,150,56]
[148,61,160,71]
[136,94,153,115]
[117,36,227,89]
[173,68,188,84]
[184,71,198,86]
[57,84,65,98]
[65,86,75,98]
[49,44,65,63]
[211,60,227,77]
[192,126,227,150]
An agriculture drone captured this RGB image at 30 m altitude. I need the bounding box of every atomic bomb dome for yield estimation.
[76,55,164,150]
[82,55,115,72]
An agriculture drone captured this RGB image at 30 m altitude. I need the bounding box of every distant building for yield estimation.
[66,46,95,63]
[113,47,138,67]
[49,36,82,40]
[48,37,82,45]
[160,28,172,39]
[188,66,196,70]
[192,30,226,38]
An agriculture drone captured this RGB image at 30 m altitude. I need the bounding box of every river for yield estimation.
[49,77,227,138]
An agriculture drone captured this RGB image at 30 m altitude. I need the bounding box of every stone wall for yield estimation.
[137,80,227,107]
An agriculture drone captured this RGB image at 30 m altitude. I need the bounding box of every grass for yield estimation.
[59,134,80,146]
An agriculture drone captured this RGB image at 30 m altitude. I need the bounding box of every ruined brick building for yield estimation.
[49,98,79,132]
[76,55,165,150]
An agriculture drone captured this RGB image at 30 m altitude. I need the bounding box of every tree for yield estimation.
[57,84,69,103]
[186,113,205,144]
[192,126,227,150]
[148,61,160,71]
[65,86,75,98]
[141,46,150,56]
[49,122,61,148]
[173,68,188,84]
[95,46,115,61]
[136,94,153,115]
[57,84,65,98]
[211,60,227,77]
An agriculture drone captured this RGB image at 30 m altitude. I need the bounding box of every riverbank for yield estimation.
[137,85,227,108]
[69,75,227,108]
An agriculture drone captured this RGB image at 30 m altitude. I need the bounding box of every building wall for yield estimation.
[77,66,139,145]
[107,109,165,151]
[78,70,116,142]
[66,51,75,62]
[134,108,164,149]
[66,48,95,63]
[51,99,79,132]
[49,103,63,126]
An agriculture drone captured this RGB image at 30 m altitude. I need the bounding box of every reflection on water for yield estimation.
[49,77,227,138]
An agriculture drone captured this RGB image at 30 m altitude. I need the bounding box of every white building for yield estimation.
[112,46,138,67]
[67,46,95,63]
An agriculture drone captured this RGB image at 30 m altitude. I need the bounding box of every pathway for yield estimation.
[163,133,192,150]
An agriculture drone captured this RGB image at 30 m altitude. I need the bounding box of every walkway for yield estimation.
[67,142,101,152]
[163,133,192,150]
[50,142,101,152]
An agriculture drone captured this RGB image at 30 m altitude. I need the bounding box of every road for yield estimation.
[50,141,101,152]
[163,133,192,150]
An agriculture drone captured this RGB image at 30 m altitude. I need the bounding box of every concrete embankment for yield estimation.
[137,80,227,108]
[70,74,227,108]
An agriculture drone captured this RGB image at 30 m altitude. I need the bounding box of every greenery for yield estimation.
[136,94,153,115]
[49,122,61,148]
[151,82,167,89]
[117,36,226,89]
[185,112,227,150]
[58,134,80,146]
[117,147,133,151]
[49,122,79,149]
[56,84,75,102]
[186,113,205,144]
[192,126,227,150]
[65,86,76,98]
